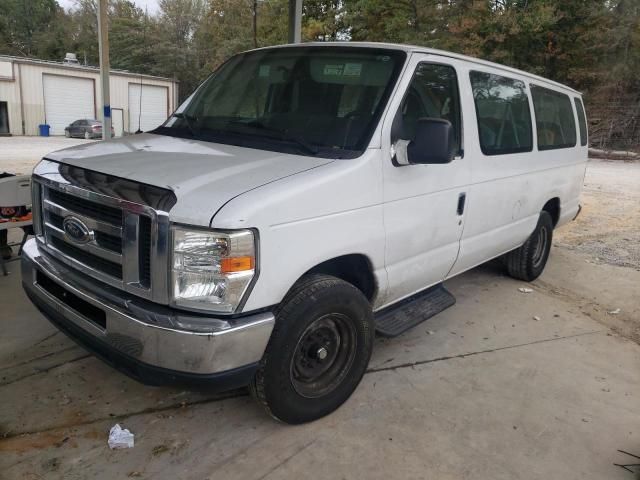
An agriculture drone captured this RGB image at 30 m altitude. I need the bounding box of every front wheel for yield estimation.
[505,211,554,281]
[250,274,374,424]
[64,130,71,138]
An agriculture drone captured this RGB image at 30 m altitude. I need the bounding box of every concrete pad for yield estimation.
[1,246,639,480]
[0,137,93,174]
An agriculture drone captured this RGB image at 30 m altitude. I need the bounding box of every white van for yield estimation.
[22,43,588,424]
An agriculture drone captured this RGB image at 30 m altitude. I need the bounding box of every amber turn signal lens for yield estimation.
[220,256,254,273]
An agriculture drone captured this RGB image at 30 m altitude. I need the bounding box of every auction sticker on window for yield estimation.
[258,65,271,77]
[323,64,344,76]
[343,63,362,76]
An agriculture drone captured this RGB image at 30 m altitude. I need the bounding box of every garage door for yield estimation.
[43,75,94,136]
[128,84,168,133]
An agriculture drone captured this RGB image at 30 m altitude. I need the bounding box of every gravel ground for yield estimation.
[555,158,640,270]
[0,136,94,175]
[552,158,640,344]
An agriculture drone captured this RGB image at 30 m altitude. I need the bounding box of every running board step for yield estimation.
[374,284,456,337]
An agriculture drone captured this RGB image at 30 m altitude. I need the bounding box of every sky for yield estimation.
[58,0,161,15]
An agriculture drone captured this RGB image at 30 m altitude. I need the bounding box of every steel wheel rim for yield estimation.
[290,313,357,399]
[532,225,549,268]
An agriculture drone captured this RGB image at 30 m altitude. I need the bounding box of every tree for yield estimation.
[66,0,99,65]
[110,0,155,73]
[196,0,254,72]
[0,0,62,56]
[257,0,288,46]
[302,0,344,41]
[152,0,206,99]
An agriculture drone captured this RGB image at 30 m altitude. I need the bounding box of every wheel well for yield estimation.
[305,254,377,302]
[542,198,560,227]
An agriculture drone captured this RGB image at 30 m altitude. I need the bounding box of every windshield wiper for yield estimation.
[171,113,200,138]
[225,121,319,156]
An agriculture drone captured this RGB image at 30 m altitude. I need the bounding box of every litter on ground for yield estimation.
[108,424,135,449]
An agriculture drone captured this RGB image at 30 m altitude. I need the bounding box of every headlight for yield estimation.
[171,226,256,313]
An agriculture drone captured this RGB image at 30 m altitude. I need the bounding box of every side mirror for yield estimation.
[399,118,456,165]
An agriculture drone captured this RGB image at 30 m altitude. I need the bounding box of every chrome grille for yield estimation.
[47,188,123,225]
[32,161,172,305]
[43,186,126,278]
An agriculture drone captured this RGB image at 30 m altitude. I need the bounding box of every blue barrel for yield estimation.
[38,124,50,137]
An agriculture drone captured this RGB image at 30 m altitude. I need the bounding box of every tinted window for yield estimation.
[470,71,533,155]
[395,63,462,155]
[574,98,588,146]
[531,85,576,150]
[160,47,406,159]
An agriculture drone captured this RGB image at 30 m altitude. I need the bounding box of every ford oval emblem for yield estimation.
[62,216,93,244]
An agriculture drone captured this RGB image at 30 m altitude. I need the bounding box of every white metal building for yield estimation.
[0,55,179,137]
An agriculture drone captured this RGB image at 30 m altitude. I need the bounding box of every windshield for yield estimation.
[155,46,406,158]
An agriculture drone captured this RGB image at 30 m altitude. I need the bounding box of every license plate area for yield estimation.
[36,270,107,330]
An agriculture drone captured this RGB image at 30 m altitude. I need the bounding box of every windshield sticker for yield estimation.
[258,65,271,77]
[323,64,344,76]
[343,63,362,77]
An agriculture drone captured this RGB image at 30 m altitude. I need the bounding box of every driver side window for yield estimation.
[394,63,462,156]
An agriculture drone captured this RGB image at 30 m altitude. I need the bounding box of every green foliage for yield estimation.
[0,0,638,146]
[0,0,64,56]
[197,0,255,71]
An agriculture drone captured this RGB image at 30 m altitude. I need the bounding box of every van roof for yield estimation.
[249,42,581,96]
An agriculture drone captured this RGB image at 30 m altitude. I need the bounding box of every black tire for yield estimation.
[250,274,374,424]
[64,130,71,138]
[84,131,90,140]
[505,211,554,281]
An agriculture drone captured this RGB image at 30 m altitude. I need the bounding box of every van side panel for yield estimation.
[449,161,584,277]
[447,69,587,277]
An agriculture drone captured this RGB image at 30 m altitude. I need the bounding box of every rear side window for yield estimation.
[470,71,532,156]
[531,85,577,150]
[574,98,588,146]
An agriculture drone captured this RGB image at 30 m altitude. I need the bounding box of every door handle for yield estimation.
[457,192,466,215]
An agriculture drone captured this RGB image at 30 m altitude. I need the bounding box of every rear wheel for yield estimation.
[250,274,374,424]
[505,211,553,281]
[64,130,71,138]
[84,131,90,139]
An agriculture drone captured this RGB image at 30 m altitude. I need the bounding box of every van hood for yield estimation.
[45,133,333,226]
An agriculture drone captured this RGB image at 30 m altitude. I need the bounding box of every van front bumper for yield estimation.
[21,239,274,387]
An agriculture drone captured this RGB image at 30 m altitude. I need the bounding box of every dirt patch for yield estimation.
[552,158,640,345]
[82,430,104,441]
[555,159,640,270]
[152,444,170,456]
[536,276,640,345]
[151,439,189,457]
[0,432,69,454]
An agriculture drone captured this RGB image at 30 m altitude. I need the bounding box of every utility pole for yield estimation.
[288,0,302,44]
[253,0,258,48]
[97,0,112,140]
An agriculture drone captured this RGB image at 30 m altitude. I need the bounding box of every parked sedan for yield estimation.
[64,119,114,139]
